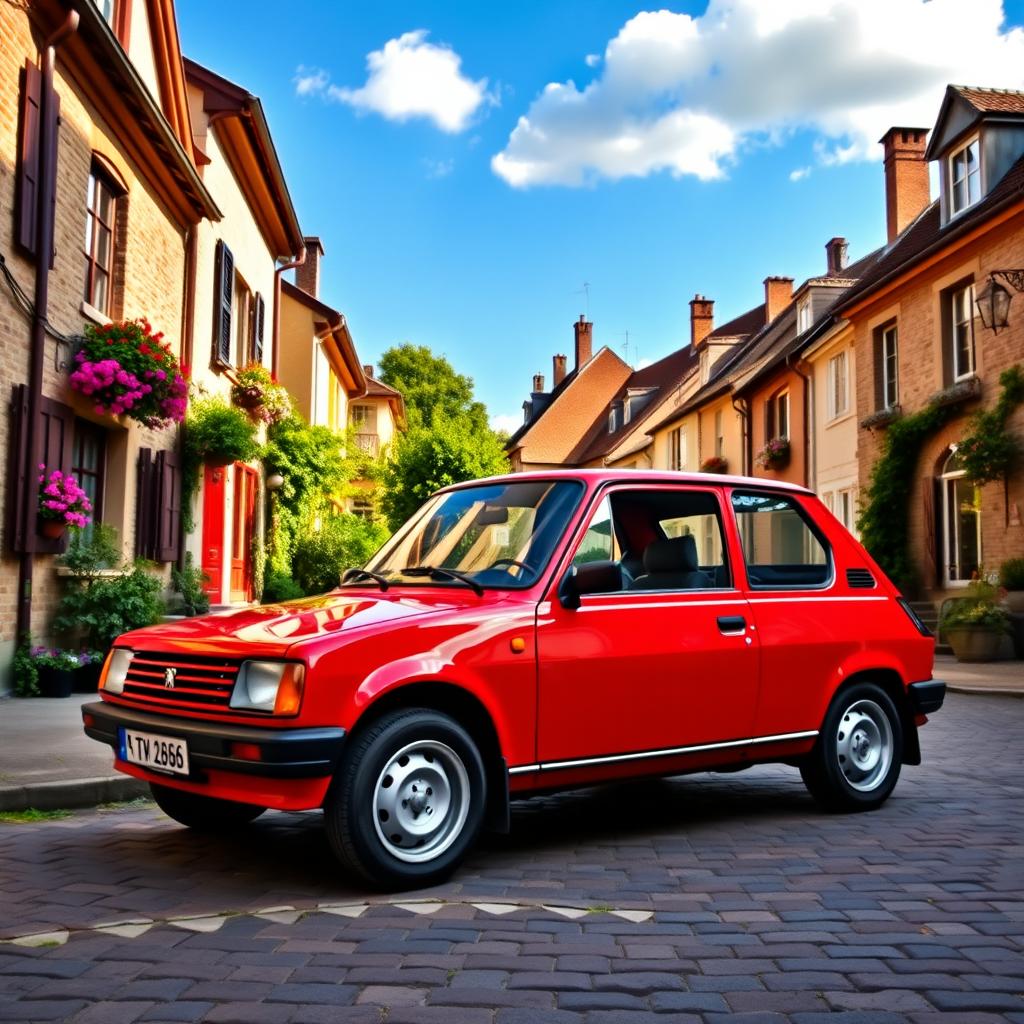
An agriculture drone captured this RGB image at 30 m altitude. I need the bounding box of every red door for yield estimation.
[201,464,226,600]
[230,464,258,602]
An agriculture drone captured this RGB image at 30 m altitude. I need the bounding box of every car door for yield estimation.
[536,483,760,766]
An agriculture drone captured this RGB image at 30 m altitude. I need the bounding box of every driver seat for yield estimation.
[630,535,709,590]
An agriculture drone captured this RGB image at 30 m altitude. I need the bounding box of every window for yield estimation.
[573,497,616,565]
[83,168,118,315]
[825,487,856,534]
[826,351,848,420]
[951,283,976,380]
[797,297,812,334]
[731,491,830,588]
[766,390,790,440]
[668,427,685,471]
[71,420,106,533]
[233,274,253,367]
[714,410,724,457]
[880,324,899,409]
[949,137,981,215]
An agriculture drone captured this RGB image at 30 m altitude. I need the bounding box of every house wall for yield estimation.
[0,4,186,688]
[277,297,315,421]
[747,365,810,486]
[850,209,1024,598]
[696,395,744,474]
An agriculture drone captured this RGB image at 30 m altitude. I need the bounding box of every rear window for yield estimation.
[730,491,831,589]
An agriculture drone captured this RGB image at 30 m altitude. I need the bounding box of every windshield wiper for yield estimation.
[400,566,484,596]
[341,568,390,591]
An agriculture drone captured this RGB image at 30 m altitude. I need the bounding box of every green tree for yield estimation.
[381,419,509,531]
[378,344,489,432]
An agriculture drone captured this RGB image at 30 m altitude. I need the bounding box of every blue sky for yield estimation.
[176,1,1024,431]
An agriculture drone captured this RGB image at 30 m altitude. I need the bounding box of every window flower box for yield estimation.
[230,364,292,424]
[37,467,92,536]
[700,455,728,474]
[756,437,790,471]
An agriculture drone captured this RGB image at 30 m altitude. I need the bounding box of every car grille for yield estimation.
[121,651,240,712]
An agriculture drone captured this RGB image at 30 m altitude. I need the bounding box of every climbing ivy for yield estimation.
[956,365,1024,484]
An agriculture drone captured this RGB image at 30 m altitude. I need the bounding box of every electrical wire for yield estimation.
[0,251,80,345]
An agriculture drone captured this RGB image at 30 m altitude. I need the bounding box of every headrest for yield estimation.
[644,535,698,574]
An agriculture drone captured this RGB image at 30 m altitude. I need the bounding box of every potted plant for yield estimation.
[31,647,95,698]
[37,467,92,538]
[756,437,791,471]
[941,578,1011,662]
[700,455,728,474]
[231,364,292,424]
[185,396,261,467]
[999,557,1024,614]
[69,319,188,430]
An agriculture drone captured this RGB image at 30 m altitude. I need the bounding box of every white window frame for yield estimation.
[714,410,724,457]
[881,324,899,410]
[826,351,849,421]
[948,136,981,216]
[797,297,812,334]
[668,427,685,471]
[951,283,976,381]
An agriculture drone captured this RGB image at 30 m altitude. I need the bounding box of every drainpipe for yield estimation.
[17,12,79,645]
[789,356,813,488]
[731,395,750,476]
[272,246,306,378]
[176,224,197,571]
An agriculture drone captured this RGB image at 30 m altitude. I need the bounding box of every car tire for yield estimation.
[324,708,487,890]
[800,681,903,812]
[150,783,266,830]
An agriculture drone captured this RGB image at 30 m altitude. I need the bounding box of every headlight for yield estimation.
[230,661,305,715]
[100,648,133,694]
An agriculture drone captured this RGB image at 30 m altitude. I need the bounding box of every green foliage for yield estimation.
[264,413,354,520]
[58,523,120,575]
[262,568,305,603]
[941,578,1011,631]
[0,808,72,824]
[999,557,1024,591]
[170,553,210,616]
[292,515,390,595]
[54,564,163,653]
[380,419,510,531]
[378,344,489,432]
[857,403,952,593]
[12,635,39,698]
[956,365,1024,484]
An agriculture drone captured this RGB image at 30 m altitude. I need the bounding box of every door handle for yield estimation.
[717,615,746,635]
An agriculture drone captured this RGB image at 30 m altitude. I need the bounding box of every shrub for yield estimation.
[170,553,210,616]
[184,396,261,466]
[941,578,1010,631]
[12,635,38,698]
[262,569,305,604]
[999,557,1024,591]
[59,523,121,575]
[292,515,390,595]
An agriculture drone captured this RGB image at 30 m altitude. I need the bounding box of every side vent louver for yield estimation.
[846,568,877,589]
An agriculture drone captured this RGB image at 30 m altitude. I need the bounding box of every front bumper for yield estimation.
[82,701,346,780]
[908,679,946,714]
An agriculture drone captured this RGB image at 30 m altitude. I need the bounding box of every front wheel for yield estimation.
[325,709,487,889]
[150,783,265,830]
[800,682,903,812]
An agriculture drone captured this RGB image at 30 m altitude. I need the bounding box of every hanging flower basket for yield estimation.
[756,437,791,471]
[700,455,728,474]
[70,319,188,430]
[37,467,91,535]
[231,364,292,424]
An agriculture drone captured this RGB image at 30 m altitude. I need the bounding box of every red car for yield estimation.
[83,470,944,888]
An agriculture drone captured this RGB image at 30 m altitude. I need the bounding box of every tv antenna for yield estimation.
[620,329,637,367]
[575,281,591,318]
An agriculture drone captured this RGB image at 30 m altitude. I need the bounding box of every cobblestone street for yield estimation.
[1,692,1022,1023]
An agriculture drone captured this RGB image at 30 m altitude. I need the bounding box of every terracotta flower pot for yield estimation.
[945,626,1005,663]
[39,518,66,539]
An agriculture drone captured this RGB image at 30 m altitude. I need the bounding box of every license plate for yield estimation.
[118,728,189,776]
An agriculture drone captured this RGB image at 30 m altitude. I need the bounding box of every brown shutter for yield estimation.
[136,447,154,558]
[46,87,60,270]
[253,292,265,364]
[34,397,74,553]
[6,385,31,553]
[213,240,234,365]
[155,448,181,562]
[15,61,41,256]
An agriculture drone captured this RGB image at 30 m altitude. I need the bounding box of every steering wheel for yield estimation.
[487,558,530,576]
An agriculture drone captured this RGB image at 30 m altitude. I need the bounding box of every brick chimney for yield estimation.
[532,373,545,393]
[295,235,324,297]
[689,294,714,348]
[880,127,929,243]
[574,315,593,369]
[552,353,567,387]
[825,237,848,275]
[363,364,374,379]
[764,276,794,323]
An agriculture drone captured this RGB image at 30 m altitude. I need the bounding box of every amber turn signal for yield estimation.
[510,637,527,654]
[274,663,305,715]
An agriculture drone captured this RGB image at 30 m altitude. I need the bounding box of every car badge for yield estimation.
[164,667,176,689]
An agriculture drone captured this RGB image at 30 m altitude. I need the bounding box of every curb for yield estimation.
[947,684,1024,698]
[0,776,148,812]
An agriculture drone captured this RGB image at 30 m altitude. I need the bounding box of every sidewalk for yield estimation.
[0,655,1020,811]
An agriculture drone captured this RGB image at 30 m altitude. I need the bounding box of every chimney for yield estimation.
[825,237,848,275]
[532,373,545,393]
[574,315,593,369]
[552,353,567,387]
[295,235,324,297]
[363,364,374,379]
[764,276,794,323]
[689,294,714,348]
[880,127,929,243]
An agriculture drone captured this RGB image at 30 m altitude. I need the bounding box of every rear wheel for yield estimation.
[150,783,265,831]
[800,682,903,812]
[325,708,486,889]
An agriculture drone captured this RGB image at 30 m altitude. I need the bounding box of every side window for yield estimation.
[731,491,831,589]
[573,497,615,566]
[659,510,728,586]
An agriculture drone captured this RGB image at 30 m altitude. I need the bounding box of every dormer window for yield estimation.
[949,136,981,215]
[797,297,812,334]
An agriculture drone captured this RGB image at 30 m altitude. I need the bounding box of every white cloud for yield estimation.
[492,0,1024,187]
[490,413,521,435]
[323,30,492,133]
[585,53,602,68]
[423,157,455,178]
[789,166,812,182]
[293,66,329,97]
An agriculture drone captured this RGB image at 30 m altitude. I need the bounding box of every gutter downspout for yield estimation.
[731,395,750,477]
[176,223,198,570]
[788,356,813,489]
[273,246,306,378]
[17,12,79,645]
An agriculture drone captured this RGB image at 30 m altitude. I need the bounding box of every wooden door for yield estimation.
[201,464,226,600]
[230,464,258,602]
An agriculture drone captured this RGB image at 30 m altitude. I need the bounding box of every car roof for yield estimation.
[438,469,814,497]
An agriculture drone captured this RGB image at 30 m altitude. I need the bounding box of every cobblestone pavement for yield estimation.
[1,692,1022,1023]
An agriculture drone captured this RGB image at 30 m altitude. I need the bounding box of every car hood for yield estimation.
[118,588,478,656]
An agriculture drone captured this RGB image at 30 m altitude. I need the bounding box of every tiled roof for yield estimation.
[955,85,1024,115]
[363,375,401,398]
[708,303,766,339]
[504,363,580,448]
[839,151,1024,311]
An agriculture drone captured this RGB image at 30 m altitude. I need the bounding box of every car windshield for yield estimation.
[363,480,583,590]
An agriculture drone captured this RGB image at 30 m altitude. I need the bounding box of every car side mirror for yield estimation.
[558,560,622,610]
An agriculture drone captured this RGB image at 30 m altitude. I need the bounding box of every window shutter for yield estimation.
[155,449,181,562]
[16,61,41,256]
[35,397,74,553]
[136,447,154,558]
[213,239,234,365]
[253,292,265,364]
[6,385,31,553]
